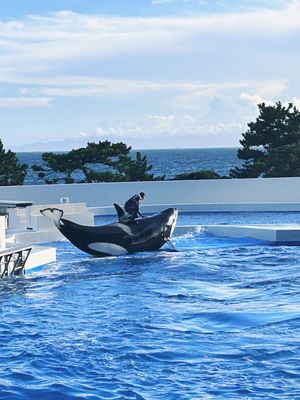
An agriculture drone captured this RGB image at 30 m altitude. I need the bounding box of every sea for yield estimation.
[17,147,243,185]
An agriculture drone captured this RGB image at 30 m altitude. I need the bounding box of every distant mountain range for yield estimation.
[10,134,235,153]
[11,138,87,152]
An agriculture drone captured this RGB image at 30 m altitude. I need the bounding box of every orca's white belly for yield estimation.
[88,242,128,256]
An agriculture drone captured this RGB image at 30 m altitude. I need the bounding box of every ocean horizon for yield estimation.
[17,147,243,185]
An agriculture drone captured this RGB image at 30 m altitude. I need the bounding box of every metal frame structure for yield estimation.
[0,246,32,277]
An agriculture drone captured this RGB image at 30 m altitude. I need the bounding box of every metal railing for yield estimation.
[0,245,32,277]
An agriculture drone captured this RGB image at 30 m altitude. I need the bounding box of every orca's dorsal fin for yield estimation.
[113,203,128,223]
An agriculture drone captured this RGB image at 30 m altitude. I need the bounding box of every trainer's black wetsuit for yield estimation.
[124,194,143,219]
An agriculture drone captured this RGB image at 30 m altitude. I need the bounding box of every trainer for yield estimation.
[124,192,145,219]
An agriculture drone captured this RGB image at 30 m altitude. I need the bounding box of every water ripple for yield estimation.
[1,228,300,399]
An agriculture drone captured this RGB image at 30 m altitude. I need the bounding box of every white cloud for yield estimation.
[0,96,52,107]
[291,97,300,109]
[1,2,300,147]
[0,2,300,86]
[79,113,244,141]
[0,3,298,110]
[240,93,273,106]
[257,81,288,98]
[17,77,287,103]
[0,2,296,122]
[151,0,172,3]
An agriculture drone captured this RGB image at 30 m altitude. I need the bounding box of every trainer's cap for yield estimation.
[140,192,145,199]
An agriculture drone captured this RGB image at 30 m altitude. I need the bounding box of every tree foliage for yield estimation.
[230,102,300,178]
[32,140,164,183]
[174,170,221,180]
[0,139,27,185]
[117,151,164,181]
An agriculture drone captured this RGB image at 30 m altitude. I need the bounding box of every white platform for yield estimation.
[203,224,300,243]
[1,243,56,276]
[25,245,56,273]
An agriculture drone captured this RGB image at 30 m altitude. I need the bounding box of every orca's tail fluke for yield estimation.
[113,203,129,223]
[40,207,64,229]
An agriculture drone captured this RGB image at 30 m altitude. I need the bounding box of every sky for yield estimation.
[0,0,300,150]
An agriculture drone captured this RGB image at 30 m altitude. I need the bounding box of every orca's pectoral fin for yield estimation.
[165,240,179,252]
[164,248,179,253]
[113,203,129,223]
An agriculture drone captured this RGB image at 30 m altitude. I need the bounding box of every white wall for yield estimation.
[0,177,300,211]
[0,216,5,250]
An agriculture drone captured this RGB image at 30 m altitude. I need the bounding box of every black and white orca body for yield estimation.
[41,205,178,257]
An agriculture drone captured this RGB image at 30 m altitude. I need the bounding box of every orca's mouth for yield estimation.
[165,208,178,239]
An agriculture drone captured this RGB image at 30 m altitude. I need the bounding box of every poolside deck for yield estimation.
[176,224,300,244]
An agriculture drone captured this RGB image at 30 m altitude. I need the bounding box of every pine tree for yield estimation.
[0,139,27,185]
[230,102,300,178]
[32,141,164,183]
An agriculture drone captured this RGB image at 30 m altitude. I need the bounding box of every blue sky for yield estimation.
[0,0,299,150]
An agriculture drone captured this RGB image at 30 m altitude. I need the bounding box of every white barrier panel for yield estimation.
[8,202,94,231]
[1,178,300,210]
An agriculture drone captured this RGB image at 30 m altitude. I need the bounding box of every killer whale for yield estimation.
[41,205,178,257]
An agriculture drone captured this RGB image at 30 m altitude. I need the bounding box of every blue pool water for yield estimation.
[1,212,300,399]
[96,210,300,227]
